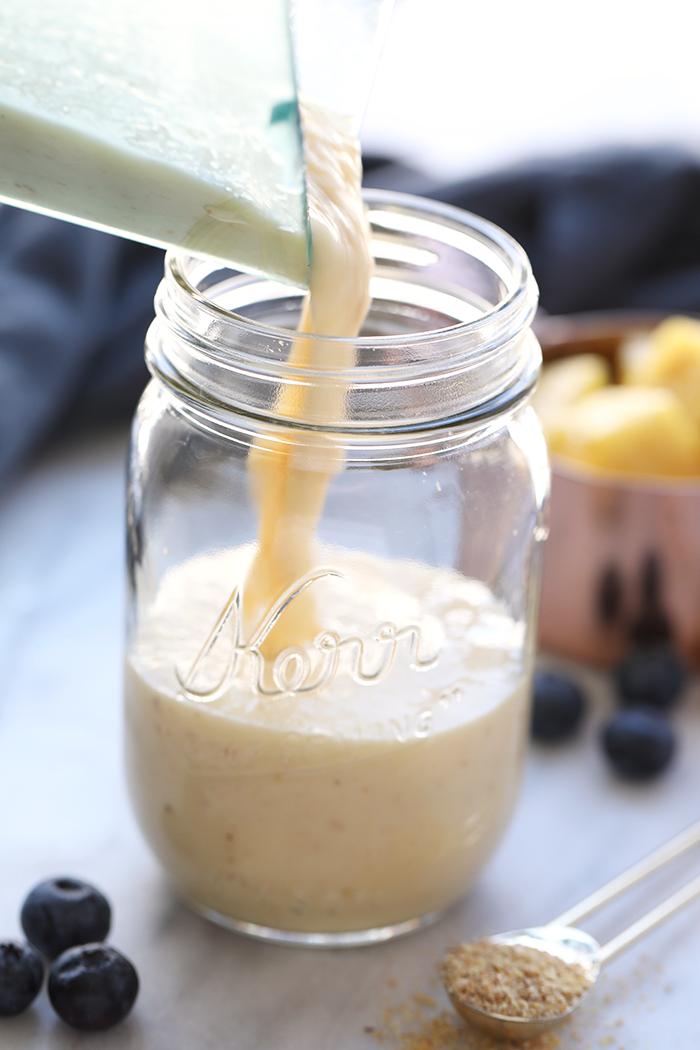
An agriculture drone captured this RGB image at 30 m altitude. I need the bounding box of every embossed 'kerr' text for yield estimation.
[176,569,441,702]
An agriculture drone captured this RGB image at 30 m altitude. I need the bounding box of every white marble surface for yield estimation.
[1,427,700,1049]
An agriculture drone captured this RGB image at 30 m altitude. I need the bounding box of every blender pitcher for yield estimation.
[0,0,393,286]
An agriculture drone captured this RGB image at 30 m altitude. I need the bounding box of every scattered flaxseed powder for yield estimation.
[442,941,593,1021]
[369,998,564,1050]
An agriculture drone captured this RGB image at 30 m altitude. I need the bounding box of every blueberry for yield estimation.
[48,944,138,1031]
[21,878,111,959]
[531,671,586,742]
[615,646,688,710]
[0,942,44,1016]
[602,707,675,779]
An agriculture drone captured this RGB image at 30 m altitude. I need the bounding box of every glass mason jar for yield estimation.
[125,190,549,947]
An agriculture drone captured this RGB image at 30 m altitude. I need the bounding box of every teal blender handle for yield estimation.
[0,0,393,287]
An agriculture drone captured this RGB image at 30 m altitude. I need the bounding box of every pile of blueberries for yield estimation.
[0,877,138,1030]
[531,642,688,778]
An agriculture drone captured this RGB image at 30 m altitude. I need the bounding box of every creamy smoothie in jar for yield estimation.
[126,547,530,935]
[124,188,546,942]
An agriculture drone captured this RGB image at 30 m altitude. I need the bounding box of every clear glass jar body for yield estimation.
[125,191,549,946]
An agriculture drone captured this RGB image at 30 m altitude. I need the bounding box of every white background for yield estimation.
[362,0,700,179]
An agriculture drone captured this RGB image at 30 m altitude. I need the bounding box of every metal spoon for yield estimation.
[443,817,700,1040]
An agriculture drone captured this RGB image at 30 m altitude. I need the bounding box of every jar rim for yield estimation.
[165,189,535,349]
[149,189,541,431]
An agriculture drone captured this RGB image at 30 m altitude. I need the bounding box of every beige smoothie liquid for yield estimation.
[241,99,373,655]
[126,548,529,932]
[126,98,532,934]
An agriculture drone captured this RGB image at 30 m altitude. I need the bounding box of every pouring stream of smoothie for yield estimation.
[242,99,373,655]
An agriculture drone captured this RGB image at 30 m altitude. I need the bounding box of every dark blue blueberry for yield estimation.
[0,942,44,1016]
[531,671,586,742]
[48,944,138,1031]
[615,646,688,710]
[21,878,111,959]
[602,707,675,779]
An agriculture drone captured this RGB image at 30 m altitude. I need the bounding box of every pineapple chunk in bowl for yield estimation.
[534,312,700,668]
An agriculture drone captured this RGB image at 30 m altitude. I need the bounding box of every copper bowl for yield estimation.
[535,312,700,669]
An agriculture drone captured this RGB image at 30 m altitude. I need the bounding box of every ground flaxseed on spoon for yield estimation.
[442,941,593,1020]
